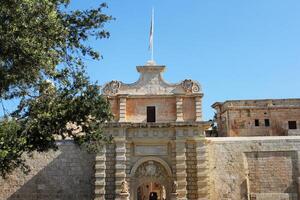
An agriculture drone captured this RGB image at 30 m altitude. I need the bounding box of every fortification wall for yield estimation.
[0,141,95,200]
[2,137,300,200]
[207,136,300,200]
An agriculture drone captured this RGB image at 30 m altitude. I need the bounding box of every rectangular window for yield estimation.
[288,121,297,129]
[255,119,259,127]
[147,106,156,122]
[264,119,270,127]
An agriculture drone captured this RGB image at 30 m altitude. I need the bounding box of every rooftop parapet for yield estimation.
[102,62,202,97]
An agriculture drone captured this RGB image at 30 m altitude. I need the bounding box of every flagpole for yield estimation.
[151,7,154,61]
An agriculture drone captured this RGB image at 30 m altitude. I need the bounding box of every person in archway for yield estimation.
[149,192,158,200]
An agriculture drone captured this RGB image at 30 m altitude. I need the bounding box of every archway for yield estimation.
[137,182,166,200]
[130,157,173,200]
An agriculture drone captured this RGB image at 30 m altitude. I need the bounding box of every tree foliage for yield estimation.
[0,0,114,177]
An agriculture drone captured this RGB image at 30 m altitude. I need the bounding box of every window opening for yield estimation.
[288,121,297,129]
[147,106,156,122]
[255,119,259,127]
[265,119,270,127]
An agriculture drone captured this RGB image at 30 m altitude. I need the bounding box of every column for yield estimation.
[175,137,187,200]
[115,137,129,200]
[119,96,127,122]
[94,146,106,200]
[195,140,209,200]
[195,96,202,122]
[176,97,184,122]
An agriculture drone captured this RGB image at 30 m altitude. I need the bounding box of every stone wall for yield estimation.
[182,97,196,122]
[108,96,200,123]
[126,98,177,123]
[0,141,94,200]
[207,136,300,200]
[223,108,300,137]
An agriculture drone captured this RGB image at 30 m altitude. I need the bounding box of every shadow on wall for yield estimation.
[0,141,95,200]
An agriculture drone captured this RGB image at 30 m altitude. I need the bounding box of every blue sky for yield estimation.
[2,0,300,120]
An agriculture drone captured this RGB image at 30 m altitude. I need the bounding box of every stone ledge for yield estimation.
[104,121,210,128]
[206,136,300,143]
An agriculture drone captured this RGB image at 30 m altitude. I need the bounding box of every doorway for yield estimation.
[137,182,166,200]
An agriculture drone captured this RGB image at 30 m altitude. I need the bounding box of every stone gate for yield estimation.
[94,61,211,200]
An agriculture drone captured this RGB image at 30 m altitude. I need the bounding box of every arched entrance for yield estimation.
[137,182,166,200]
[130,157,172,200]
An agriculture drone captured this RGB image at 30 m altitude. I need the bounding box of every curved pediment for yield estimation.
[102,62,202,96]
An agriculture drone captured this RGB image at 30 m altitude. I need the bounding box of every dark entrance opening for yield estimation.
[147,106,156,122]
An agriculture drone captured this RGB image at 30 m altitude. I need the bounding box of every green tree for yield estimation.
[0,0,114,177]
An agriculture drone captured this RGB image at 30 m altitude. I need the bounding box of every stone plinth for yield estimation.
[116,193,129,200]
[170,193,178,200]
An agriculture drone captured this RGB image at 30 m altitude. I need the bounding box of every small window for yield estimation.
[288,121,297,129]
[255,119,259,127]
[265,119,270,127]
[147,106,156,122]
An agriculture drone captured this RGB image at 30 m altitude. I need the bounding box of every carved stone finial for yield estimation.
[172,181,178,193]
[181,79,200,93]
[103,80,121,95]
[120,180,129,193]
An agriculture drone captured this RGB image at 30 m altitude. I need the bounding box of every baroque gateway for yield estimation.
[1,61,300,200]
[97,61,210,200]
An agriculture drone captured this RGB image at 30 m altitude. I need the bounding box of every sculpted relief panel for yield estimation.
[135,161,168,179]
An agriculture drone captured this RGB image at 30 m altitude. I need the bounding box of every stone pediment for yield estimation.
[102,62,202,96]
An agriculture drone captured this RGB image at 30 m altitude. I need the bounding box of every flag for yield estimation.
[149,8,154,51]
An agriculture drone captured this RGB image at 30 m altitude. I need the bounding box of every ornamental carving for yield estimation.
[121,180,129,193]
[102,80,121,95]
[135,161,167,178]
[181,79,200,93]
[172,181,178,193]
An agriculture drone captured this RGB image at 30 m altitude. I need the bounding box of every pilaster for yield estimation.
[115,136,129,200]
[195,140,209,200]
[176,97,184,122]
[94,146,106,200]
[195,96,202,122]
[175,132,187,200]
[119,97,127,122]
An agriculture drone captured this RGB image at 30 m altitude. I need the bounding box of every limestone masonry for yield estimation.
[212,99,300,137]
[1,62,300,200]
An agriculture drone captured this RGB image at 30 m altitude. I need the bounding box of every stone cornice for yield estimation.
[103,121,211,129]
[106,93,204,99]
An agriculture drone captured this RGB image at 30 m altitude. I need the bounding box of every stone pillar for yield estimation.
[195,96,202,122]
[176,97,184,122]
[94,146,106,200]
[115,137,129,200]
[119,97,127,122]
[195,140,209,200]
[175,138,187,200]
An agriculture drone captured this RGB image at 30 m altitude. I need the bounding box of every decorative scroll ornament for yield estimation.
[103,80,121,95]
[181,79,200,93]
[135,161,167,178]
